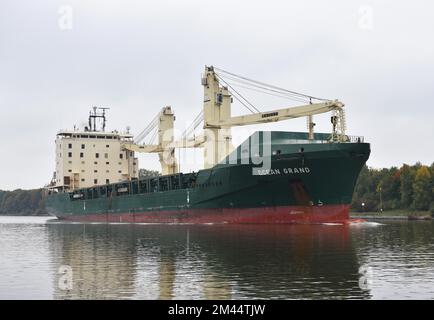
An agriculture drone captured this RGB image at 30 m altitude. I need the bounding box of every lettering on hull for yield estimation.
[254,167,311,176]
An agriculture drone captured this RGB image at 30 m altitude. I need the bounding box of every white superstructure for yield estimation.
[51,108,139,191]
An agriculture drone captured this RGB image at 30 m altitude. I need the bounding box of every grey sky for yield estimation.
[1,0,433,190]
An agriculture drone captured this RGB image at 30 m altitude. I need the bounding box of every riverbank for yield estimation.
[351,210,432,220]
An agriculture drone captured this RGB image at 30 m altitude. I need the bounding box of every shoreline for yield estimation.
[351,210,432,220]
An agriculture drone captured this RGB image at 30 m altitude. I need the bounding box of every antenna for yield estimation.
[88,107,110,132]
[100,107,110,131]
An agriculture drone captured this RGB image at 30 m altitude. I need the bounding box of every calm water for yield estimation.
[0,216,434,300]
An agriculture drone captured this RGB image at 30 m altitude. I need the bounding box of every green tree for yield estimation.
[428,162,434,215]
[352,165,379,211]
[400,164,413,208]
[376,167,401,210]
[0,191,5,214]
[0,189,47,215]
[352,162,433,213]
[412,166,432,210]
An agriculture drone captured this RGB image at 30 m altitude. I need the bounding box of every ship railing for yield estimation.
[326,135,364,143]
[288,135,364,144]
[69,172,197,201]
[345,135,365,143]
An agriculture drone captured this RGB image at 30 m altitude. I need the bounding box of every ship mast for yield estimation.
[88,107,110,132]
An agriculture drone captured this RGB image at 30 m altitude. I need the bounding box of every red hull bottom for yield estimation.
[56,204,351,224]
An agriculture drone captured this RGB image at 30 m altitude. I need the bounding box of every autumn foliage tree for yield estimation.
[412,166,432,210]
[352,162,434,213]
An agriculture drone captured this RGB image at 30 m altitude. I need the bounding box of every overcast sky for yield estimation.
[1,0,433,190]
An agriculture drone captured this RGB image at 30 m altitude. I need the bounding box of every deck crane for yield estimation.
[122,106,178,175]
[200,66,347,168]
[121,106,206,175]
[122,65,347,172]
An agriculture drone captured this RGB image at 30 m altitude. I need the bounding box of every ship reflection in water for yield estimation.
[47,222,370,299]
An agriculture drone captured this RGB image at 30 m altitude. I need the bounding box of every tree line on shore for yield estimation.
[0,189,46,215]
[0,169,159,215]
[351,162,434,213]
[0,165,432,215]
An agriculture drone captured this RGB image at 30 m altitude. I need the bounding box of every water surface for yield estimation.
[0,216,433,299]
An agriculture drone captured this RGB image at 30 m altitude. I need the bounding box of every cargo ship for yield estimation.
[45,66,370,223]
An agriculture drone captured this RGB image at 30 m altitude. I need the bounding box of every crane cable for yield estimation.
[180,110,204,141]
[215,73,261,114]
[217,72,314,104]
[148,125,158,145]
[215,73,314,104]
[214,67,331,103]
[224,80,313,104]
[134,113,159,144]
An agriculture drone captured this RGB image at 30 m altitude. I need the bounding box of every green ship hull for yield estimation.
[45,131,370,223]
